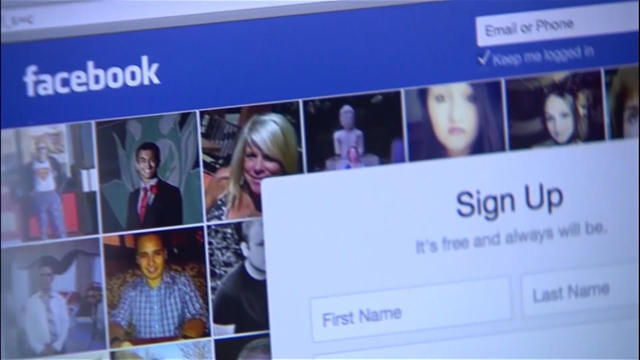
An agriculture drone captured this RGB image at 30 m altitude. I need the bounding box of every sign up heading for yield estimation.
[457,183,564,221]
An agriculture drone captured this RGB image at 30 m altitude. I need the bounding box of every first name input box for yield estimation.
[310,278,511,342]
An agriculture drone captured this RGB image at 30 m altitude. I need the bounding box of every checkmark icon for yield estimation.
[478,49,491,65]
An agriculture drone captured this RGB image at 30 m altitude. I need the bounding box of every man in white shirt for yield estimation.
[27,140,67,239]
[24,258,70,356]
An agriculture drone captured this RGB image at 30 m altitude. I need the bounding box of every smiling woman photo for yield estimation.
[206,113,298,222]
[406,80,505,161]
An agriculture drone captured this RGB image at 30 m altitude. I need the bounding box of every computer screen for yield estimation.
[1,1,638,359]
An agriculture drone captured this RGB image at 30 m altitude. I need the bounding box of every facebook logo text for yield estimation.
[23,55,160,97]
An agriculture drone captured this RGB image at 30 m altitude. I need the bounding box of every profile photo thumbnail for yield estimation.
[96,112,203,233]
[605,66,638,139]
[1,238,107,358]
[303,91,405,172]
[405,80,505,160]
[1,123,99,246]
[506,70,605,149]
[200,102,302,223]
[103,227,209,348]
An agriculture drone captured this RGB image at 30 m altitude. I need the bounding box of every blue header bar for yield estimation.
[2,0,637,128]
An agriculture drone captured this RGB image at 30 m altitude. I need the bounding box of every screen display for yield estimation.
[1,1,638,359]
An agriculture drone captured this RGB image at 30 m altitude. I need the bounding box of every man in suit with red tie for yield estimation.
[126,142,182,230]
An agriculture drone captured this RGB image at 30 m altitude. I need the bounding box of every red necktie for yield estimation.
[139,187,149,222]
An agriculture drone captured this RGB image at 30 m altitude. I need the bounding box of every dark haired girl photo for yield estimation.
[406,81,505,161]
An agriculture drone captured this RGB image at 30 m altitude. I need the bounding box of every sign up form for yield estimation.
[263,139,638,358]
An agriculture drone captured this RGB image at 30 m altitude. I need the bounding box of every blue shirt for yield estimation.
[111,270,207,339]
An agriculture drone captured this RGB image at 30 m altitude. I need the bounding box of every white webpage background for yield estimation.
[262,139,638,358]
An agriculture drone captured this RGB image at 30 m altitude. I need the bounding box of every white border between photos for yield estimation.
[601,68,611,140]
[108,337,213,357]
[195,103,218,359]
[400,89,410,163]
[500,78,510,151]
[214,329,269,341]
[298,99,309,173]
[91,120,104,236]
